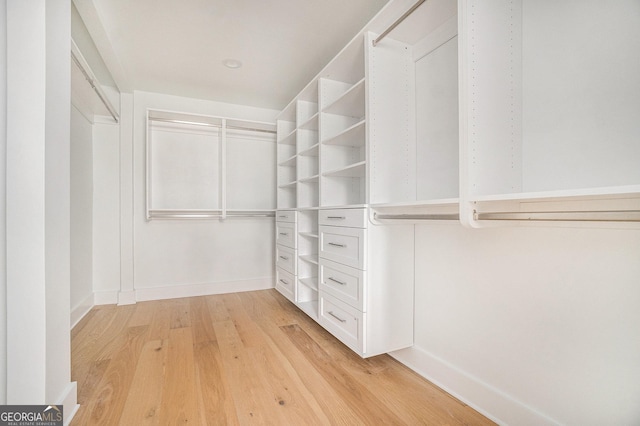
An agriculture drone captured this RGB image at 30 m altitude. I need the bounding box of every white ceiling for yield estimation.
[75,0,390,110]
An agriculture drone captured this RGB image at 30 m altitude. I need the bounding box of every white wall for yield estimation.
[0,0,7,405]
[70,106,94,325]
[392,223,640,425]
[95,90,281,302]
[92,121,121,300]
[5,0,76,419]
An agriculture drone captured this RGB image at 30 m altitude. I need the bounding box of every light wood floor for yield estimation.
[71,289,494,425]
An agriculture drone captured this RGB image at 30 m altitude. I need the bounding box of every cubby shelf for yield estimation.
[278,180,297,189]
[298,143,319,157]
[299,277,319,291]
[323,161,366,178]
[299,232,319,239]
[299,113,320,131]
[278,129,297,145]
[323,78,366,118]
[299,254,319,265]
[298,175,319,183]
[278,155,297,167]
[322,120,365,147]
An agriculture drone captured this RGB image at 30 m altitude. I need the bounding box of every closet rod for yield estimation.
[474,210,640,222]
[374,212,459,221]
[148,117,276,134]
[149,212,275,219]
[372,0,427,46]
[71,46,119,123]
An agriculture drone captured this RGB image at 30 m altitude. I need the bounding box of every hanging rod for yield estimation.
[148,117,276,134]
[148,211,275,219]
[71,40,119,123]
[474,210,640,222]
[374,212,459,221]
[372,0,428,47]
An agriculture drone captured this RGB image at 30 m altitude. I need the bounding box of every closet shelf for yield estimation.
[298,113,320,131]
[299,175,319,183]
[299,277,319,291]
[299,232,319,239]
[299,255,319,265]
[278,129,297,145]
[278,154,297,167]
[323,161,366,178]
[322,120,366,147]
[298,143,320,157]
[297,300,319,320]
[322,78,366,118]
[278,180,297,189]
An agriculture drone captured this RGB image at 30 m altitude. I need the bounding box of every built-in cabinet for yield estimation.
[275,0,640,357]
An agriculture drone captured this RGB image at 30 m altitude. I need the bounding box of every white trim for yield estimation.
[93,290,118,306]
[56,381,79,426]
[134,277,274,302]
[389,346,561,426]
[117,290,136,306]
[70,294,94,329]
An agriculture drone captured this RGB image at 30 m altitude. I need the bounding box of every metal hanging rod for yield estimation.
[71,41,119,123]
[374,212,459,221]
[148,117,276,134]
[149,211,275,219]
[474,210,640,222]
[372,0,428,47]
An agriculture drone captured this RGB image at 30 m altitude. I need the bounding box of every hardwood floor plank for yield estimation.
[189,296,218,344]
[72,291,494,425]
[160,327,200,425]
[82,325,148,425]
[281,323,404,424]
[194,340,240,426]
[119,339,168,425]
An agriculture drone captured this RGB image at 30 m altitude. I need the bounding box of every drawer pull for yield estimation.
[279,279,289,286]
[327,311,347,323]
[279,232,289,236]
[278,215,288,218]
[327,216,346,220]
[327,277,346,286]
[279,255,289,261]
[328,242,346,248]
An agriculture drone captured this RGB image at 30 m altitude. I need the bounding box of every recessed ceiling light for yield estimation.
[223,59,242,69]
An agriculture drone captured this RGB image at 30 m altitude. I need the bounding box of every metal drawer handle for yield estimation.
[327,216,346,220]
[279,279,289,285]
[278,215,288,218]
[328,242,346,248]
[279,232,289,236]
[327,311,347,323]
[279,255,289,260]
[328,277,346,286]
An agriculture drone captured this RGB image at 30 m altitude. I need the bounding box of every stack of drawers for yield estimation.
[318,208,368,354]
[275,211,297,303]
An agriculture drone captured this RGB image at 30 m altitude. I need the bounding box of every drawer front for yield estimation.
[276,221,297,249]
[319,208,367,228]
[276,244,297,275]
[320,293,364,354]
[275,267,296,303]
[276,210,297,223]
[320,258,365,311]
[319,226,366,269]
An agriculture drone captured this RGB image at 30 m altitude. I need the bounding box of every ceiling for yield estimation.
[74,0,390,111]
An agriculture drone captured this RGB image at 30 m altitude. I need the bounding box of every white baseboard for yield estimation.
[93,290,118,305]
[70,294,94,329]
[134,277,274,302]
[117,290,136,306]
[56,381,79,426]
[389,346,560,426]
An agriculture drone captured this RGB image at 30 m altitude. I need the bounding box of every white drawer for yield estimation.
[276,210,297,223]
[320,292,364,354]
[319,226,366,269]
[275,267,296,303]
[320,258,365,311]
[319,208,367,228]
[276,244,297,275]
[276,221,297,249]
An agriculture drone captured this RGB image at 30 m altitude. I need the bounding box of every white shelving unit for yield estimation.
[296,209,319,320]
[458,0,640,226]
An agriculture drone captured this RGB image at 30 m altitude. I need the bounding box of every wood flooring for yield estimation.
[71,289,494,425]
